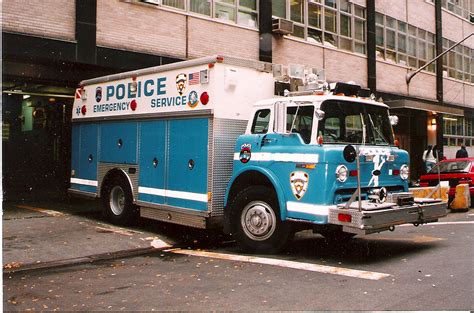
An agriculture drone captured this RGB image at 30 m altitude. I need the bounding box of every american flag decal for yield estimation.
[189,72,200,85]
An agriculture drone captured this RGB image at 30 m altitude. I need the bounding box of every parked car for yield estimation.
[419,157,474,207]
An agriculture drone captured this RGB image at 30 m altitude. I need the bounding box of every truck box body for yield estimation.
[69,56,274,227]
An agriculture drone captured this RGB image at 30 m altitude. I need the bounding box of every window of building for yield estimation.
[272,0,286,18]
[443,115,474,147]
[190,0,211,15]
[140,0,258,28]
[375,12,474,77]
[162,0,186,9]
[427,0,473,20]
[274,0,366,54]
[442,38,473,82]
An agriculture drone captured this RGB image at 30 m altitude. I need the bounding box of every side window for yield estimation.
[251,109,270,134]
[286,106,314,144]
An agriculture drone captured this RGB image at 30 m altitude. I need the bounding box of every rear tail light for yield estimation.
[338,213,352,223]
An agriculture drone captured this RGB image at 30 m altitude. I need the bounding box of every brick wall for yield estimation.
[376,0,407,22]
[97,0,187,59]
[1,0,75,41]
[97,1,259,61]
[187,17,259,60]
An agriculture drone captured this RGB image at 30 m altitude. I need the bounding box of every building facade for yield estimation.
[2,0,473,199]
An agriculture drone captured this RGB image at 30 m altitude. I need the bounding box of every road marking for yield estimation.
[167,249,390,280]
[16,205,65,217]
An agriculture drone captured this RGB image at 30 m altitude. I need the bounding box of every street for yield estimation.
[3,201,473,311]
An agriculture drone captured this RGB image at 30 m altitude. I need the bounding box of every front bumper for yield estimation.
[328,197,448,235]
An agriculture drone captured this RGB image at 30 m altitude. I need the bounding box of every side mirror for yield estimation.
[389,115,399,126]
[315,109,325,121]
[343,145,357,163]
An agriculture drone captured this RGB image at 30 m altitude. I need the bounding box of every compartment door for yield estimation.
[167,118,209,211]
[70,123,98,193]
[138,120,166,204]
[99,121,138,164]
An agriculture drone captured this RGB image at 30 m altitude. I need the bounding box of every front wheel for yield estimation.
[229,186,293,254]
[102,175,139,226]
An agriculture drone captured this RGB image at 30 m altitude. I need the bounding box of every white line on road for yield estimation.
[167,249,390,281]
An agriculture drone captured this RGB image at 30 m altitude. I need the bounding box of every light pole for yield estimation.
[406,32,474,85]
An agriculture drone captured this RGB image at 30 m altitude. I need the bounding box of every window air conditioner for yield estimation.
[272,18,294,35]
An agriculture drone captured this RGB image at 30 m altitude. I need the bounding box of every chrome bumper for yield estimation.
[328,198,448,235]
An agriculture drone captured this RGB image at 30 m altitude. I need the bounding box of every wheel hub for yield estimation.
[110,186,125,216]
[241,201,276,241]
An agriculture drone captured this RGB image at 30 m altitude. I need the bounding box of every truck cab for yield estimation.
[224,83,446,253]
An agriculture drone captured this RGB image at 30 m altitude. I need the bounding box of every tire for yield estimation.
[102,175,139,226]
[229,186,293,254]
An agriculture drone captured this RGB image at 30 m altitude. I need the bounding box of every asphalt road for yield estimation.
[3,207,473,311]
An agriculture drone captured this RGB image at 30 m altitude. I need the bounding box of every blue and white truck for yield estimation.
[69,55,447,253]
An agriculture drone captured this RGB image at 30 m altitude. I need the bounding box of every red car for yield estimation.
[419,157,474,206]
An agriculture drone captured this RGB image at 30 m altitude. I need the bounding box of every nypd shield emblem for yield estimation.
[95,87,102,103]
[290,171,309,200]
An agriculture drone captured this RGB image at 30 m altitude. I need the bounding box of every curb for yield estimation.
[3,246,170,275]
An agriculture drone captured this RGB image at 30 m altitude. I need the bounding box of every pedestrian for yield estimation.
[422,145,437,173]
[455,144,468,158]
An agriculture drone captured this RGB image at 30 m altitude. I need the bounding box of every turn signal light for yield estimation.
[338,213,352,223]
[317,135,323,145]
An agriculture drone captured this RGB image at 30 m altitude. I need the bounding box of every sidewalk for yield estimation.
[2,199,173,274]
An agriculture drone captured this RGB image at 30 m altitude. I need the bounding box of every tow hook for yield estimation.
[413,222,419,227]
[389,225,395,232]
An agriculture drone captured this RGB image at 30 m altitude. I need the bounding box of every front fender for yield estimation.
[224,165,289,220]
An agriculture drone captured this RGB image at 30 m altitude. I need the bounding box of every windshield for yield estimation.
[317,100,394,145]
[429,160,471,173]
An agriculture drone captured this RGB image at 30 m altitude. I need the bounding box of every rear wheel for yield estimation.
[102,175,139,226]
[230,186,293,254]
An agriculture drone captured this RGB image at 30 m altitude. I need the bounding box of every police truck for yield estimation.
[69,55,447,253]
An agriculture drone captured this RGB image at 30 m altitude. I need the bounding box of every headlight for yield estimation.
[400,164,409,180]
[336,165,348,182]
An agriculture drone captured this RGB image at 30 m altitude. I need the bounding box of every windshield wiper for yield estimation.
[360,113,366,145]
[368,114,389,145]
[289,104,300,133]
